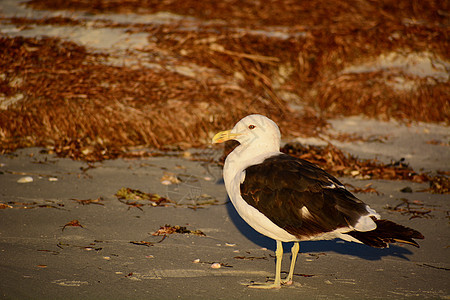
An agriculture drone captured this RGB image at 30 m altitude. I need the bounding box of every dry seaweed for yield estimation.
[281,142,430,182]
[61,219,84,231]
[0,35,317,161]
[420,175,450,194]
[129,238,166,247]
[70,197,104,205]
[1,199,65,209]
[384,199,433,220]
[115,187,173,206]
[152,224,206,236]
[345,183,380,195]
[234,256,267,261]
[1,0,448,162]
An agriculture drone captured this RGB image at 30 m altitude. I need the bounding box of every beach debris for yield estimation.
[48,177,58,181]
[417,263,450,271]
[61,219,84,231]
[281,143,432,183]
[129,241,154,247]
[193,259,232,268]
[280,271,315,278]
[70,197,104,206]
[160,172,181,185]
[57,241,102,251]
[37,249,59,255]
[130,235,167,246]
[308,253,327,259]
[384,199,433,220]
[210,262,221,269]
[115,187,173,208]
[420,175,450,194]
[0,203,13,209]
[1,200,64,210]
[17,176,33,183]
[1,0,448,162]
[234,256,268,260]
[400,187,413,193]
[152,224,206,237]
[346,183,379,194]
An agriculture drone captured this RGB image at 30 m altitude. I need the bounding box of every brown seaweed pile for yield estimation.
[0,0,448,167]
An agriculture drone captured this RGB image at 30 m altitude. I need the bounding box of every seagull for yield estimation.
[212,114,424,289]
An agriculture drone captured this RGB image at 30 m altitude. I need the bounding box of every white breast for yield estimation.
[224,150,299,242]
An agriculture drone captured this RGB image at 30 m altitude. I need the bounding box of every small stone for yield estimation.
[210,263,221,269]
[17,176,33,183]
[400,186,413,193]
[350,170,360,176]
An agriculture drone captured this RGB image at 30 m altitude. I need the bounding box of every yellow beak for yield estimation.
[211,130,240,144]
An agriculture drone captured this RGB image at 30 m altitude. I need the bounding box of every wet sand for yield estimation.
[0,143,448,299]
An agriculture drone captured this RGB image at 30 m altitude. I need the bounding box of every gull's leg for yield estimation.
[273,240,283,287]
[248,240,283,289]
[282,241,299,285]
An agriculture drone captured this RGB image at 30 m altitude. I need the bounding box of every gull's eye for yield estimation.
[248,125,256,130]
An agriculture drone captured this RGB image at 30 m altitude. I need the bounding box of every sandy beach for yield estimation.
[1,0,449,298]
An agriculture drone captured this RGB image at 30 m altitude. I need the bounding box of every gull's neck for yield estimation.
[223,142,281,184]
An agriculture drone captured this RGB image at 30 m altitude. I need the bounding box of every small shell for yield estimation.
[350,170,360,176]
[17,176,33,183]
[48,177,58,182]
[192,258,200,263]
[210,263,221,269]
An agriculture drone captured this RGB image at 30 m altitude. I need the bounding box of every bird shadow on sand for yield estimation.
[225,201,416,261]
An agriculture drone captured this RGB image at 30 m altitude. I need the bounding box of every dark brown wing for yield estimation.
[240,154,370,240]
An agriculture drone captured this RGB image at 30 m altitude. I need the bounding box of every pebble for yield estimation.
[210,263,221,269]
[17,176,33,183]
